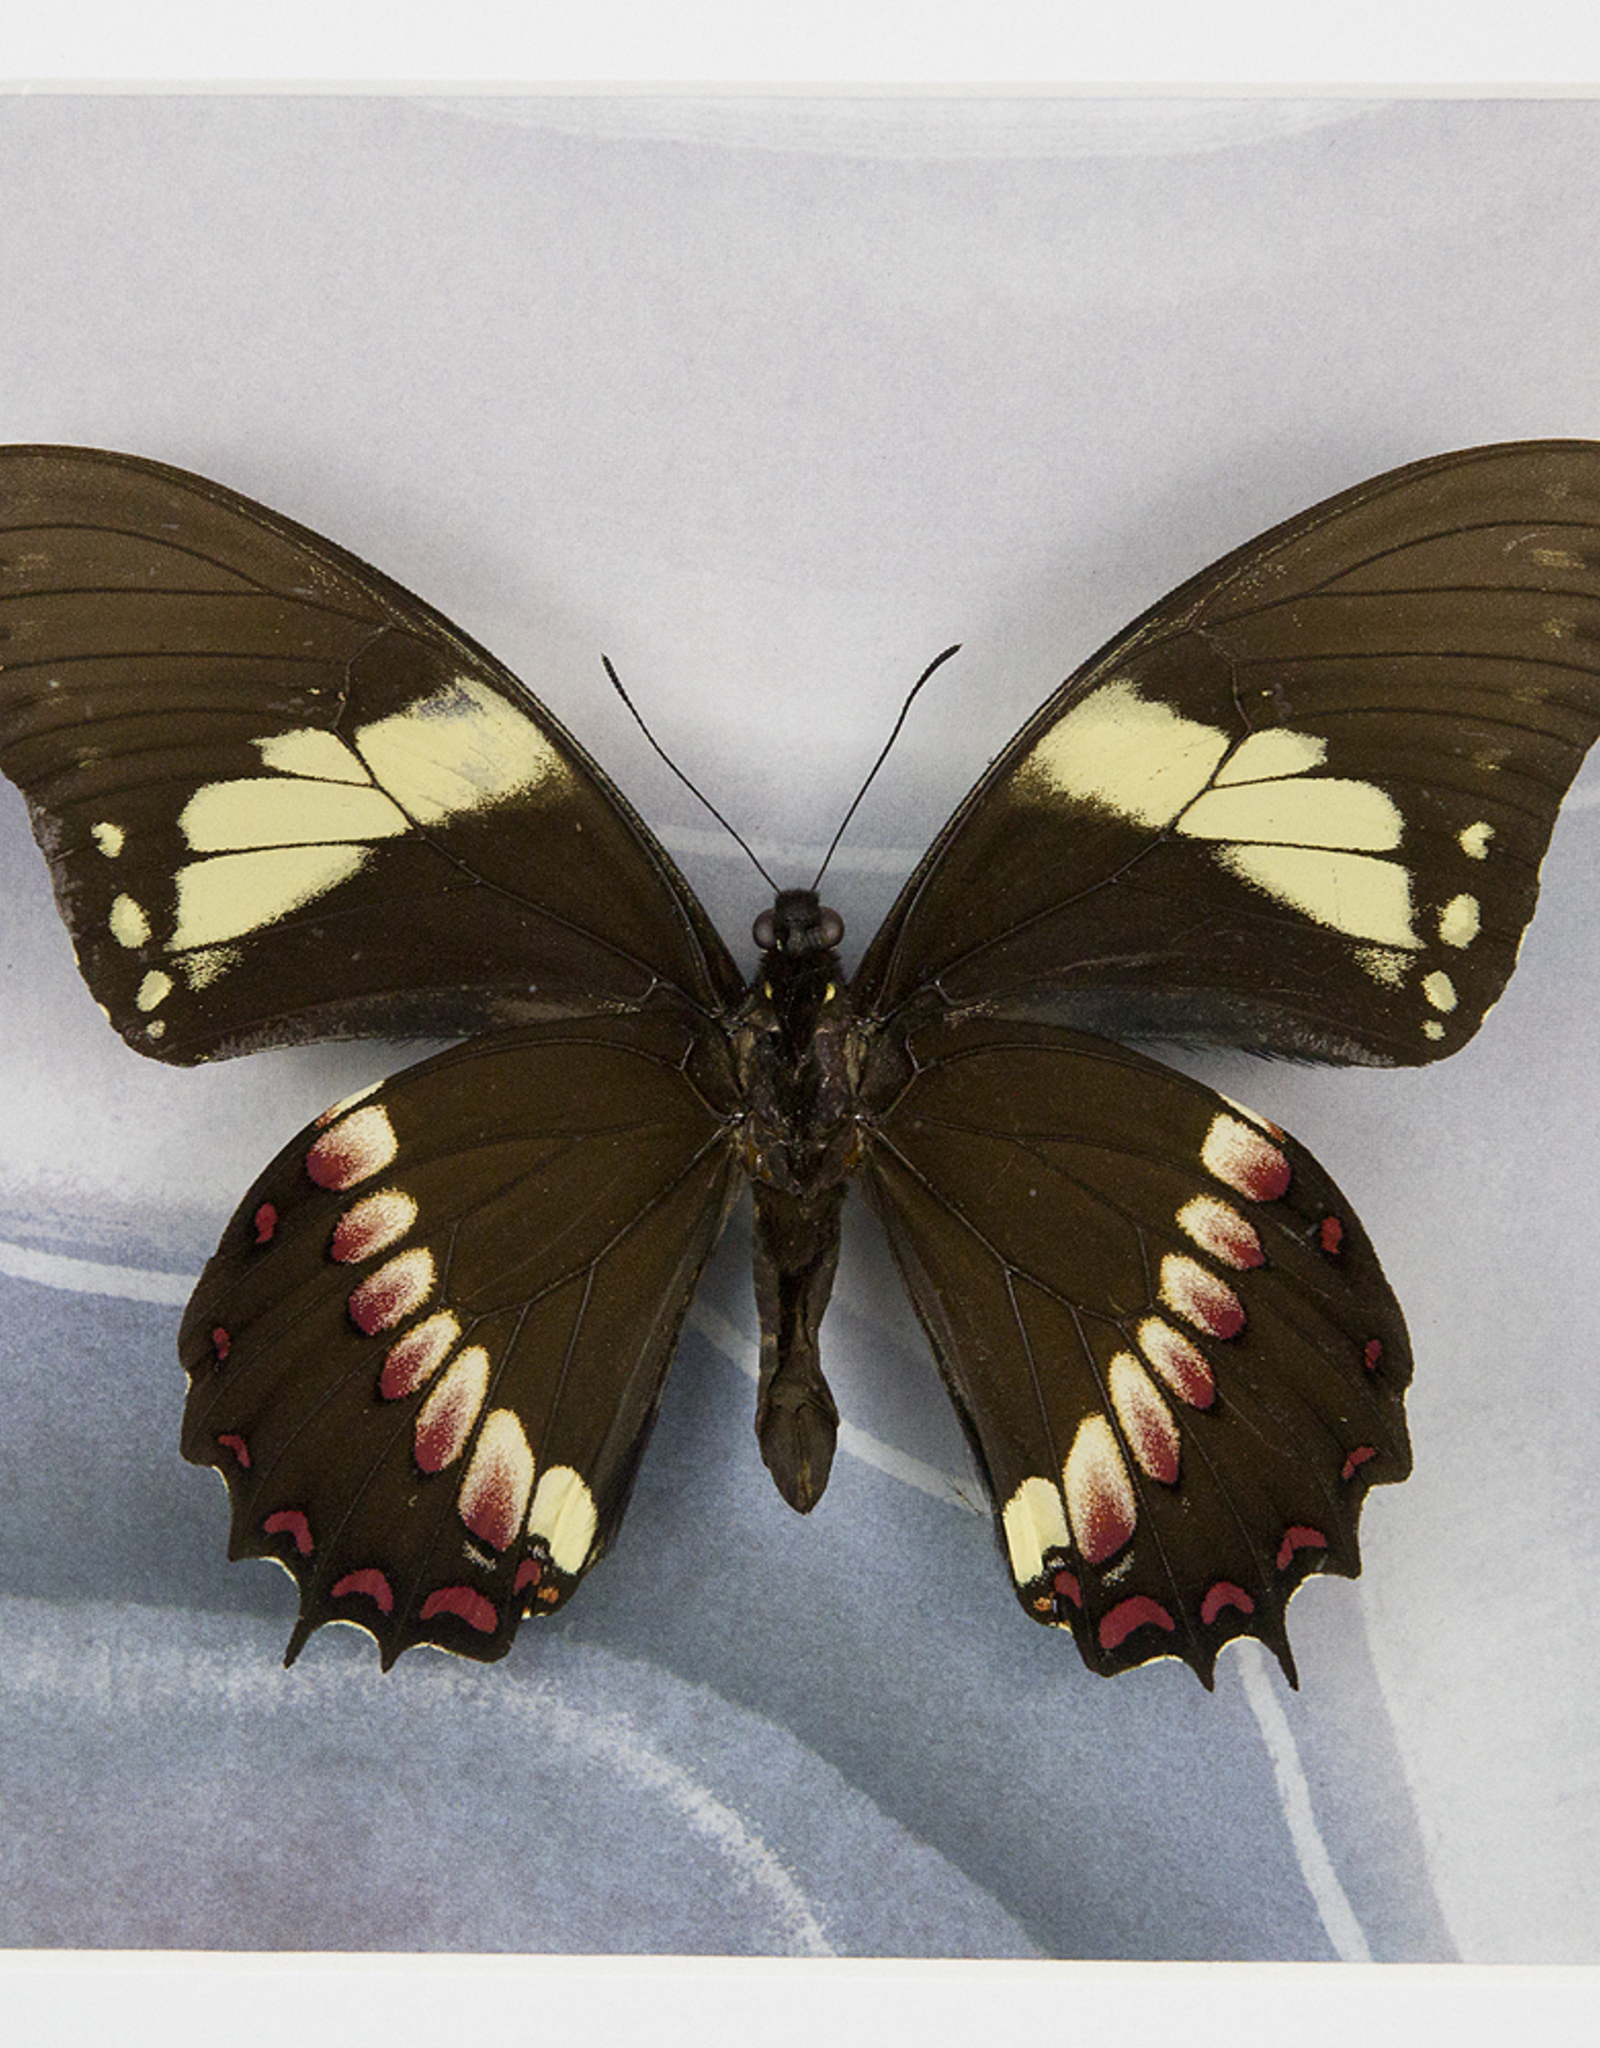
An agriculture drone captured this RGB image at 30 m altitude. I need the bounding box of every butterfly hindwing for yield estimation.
[860,1018,1412,1683]
[0,446,740,1062]
[856,442,1600,1066]
[178,1009,739,1665]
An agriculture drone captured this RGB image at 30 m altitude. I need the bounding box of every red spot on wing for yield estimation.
[1363,1338,1383,1371]
[1341,1445,1378,1480]
[1319,1214,1345,1256]
[513,1557,543,1595]
[1276,1526,1328,1571]
[331,1569,395,1613]
[1098,1596,1176,1652]
[348,1249,433,1336]
[379,1314,457,1400]
[305,1105,397,1191]
[253,1203,278,1245]
[1052,1568,1082,1610]
[216,1432,250,1469]
[264,1510,313,1557]
[420,1586,499,1633]
[211,1326,231,1363]
[1162,1256,1244,1340]
[1200,1581,1255,1625]
[1139,1321,1217,1410]
[462,1480,520,1553]
[1204,1115,1292,1201]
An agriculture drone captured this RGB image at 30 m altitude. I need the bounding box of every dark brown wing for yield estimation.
[0,446,742,1062]
[859,1016,1412,1684]
[179,1008,739,1666]
[854,442,1600,1066]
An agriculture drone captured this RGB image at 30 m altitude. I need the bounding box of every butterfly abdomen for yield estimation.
[735,889,863,1513]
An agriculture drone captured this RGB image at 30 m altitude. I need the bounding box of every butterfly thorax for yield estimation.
[729,888,863,1513]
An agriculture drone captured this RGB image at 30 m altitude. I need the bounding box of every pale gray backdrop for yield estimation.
[0,94,1596,1960]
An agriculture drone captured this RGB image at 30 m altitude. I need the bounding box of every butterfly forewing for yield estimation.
[0,447,740,1062]
[179,1010,740,1665]
[859,1020,1412,1682]
[855,442,1600,1067]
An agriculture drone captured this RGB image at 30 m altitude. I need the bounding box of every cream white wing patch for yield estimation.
[92,674,576,1032]
[352,674,572,824]
[1012,676,1497,1042]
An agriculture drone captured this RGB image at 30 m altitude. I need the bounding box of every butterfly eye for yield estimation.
[752,909,777,950]
[815,906,845,949]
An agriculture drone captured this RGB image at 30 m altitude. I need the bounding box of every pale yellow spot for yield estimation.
[355,675,572,824]
[334,1189,418,1261]
[1423,1020,1446,1041]
[414,1344,490,1472]
[1062,1414,1137,1565]
[1423,970,1458,1013]
[1107,1353,1181,1483]
[1211,728,1328,785]
[1215,844,1419,948]
[135,970,172,1012]
[527,1465,599,1576]
[1543,616,1573,638]
[1354,945,1410,988]
[458,1408,536,1551]
[145,1019,166,1040]
[1001,1476,1070,1585]
[108,894,151,949]
[91,821,125,857]
[179,777,409,852]
[179,944,241,992]
[1530,546,1582,569]
[1458,821,1494,860]
[378,1311,461,1400]
[1176,1194,1261,1270]
[254,727,370,783]
[1014,679,1230,827]
[1438,894,1480,948]
[1179,776,1403,852]
[169,845,370,949]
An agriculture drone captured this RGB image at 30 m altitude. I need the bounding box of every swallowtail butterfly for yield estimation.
[3,443,1598,1687]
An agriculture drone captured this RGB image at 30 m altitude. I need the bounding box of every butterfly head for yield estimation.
[751,889,844,960]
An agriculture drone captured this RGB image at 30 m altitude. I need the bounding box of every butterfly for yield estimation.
[3,443,1598,1689]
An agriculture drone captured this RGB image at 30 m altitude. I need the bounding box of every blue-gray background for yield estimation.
[0,94,1596,1960]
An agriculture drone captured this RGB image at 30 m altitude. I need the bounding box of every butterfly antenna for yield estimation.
[810,642,961,892]
[603,655,779,892]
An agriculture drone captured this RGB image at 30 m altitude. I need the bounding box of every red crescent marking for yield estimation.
[1319,1214,1345,1256]
[1363,1339,1384,1371]
[253,1203,278,1244]
[513,1557,543,1595]
[1276,1526,1328,1571]
[263,1509,313,1557]
[1341,1445,1378,1480]
[216,1432,250,1470]
[1052,1568,1082,1610]
[420,1586,499,1633]
[331,1569,395,1613]
[1200,1581,1255,1625]
[1099,1596,1176,1651]
[211,1326,231,1363]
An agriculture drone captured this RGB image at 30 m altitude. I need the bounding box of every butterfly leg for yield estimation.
[751,1178,844,1513]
